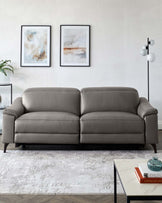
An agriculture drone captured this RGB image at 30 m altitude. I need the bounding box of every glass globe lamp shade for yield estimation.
[140,49,147,56]
[142,45,147,50]
[147,53,155,62]
[150,40,155,46]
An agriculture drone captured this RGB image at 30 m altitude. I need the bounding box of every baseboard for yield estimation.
[158,120,162,130]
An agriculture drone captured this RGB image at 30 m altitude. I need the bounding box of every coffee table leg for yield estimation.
[127,197,130,203]
[114,164,117,203]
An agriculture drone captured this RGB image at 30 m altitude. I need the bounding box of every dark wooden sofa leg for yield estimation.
[151,144,157,153]
[4,143,9,153]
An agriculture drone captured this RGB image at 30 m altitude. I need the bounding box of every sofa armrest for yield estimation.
[137,97,158,118]
[3,97,25,119]
[144,114,158,144]
[2,97,25,144]
[2,114,15,143]
[138,97,158,145]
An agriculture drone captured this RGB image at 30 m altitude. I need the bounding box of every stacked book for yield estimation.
[135,163,162,183]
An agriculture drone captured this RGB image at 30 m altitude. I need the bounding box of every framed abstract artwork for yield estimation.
[20,25,51,67]
[60,25,90,67]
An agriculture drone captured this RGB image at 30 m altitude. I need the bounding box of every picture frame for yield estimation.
[20,25,51,67]
[60,25,90,67]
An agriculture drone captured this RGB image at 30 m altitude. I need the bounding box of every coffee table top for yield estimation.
[114,159,162,196]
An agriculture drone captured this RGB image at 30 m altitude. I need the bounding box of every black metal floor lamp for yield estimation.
[140,38,155,101]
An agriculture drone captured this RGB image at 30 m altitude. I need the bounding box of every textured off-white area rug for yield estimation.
[0,150,162,195]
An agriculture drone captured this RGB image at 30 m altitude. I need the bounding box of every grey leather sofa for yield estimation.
[2,87,158,153]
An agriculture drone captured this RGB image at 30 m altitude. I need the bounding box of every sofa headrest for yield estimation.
[22,87,80,115]
[81,87,139,114]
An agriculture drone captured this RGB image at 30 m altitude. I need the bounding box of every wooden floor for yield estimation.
[0,132,162,203]
[0,195,124,203]
[0,194,161,203]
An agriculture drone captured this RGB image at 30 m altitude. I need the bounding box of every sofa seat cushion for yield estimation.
[15,112,79,134]
[81,112,144,134]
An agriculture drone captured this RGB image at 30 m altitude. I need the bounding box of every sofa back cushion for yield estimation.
[81,87,139,114]
[22,88,80,115]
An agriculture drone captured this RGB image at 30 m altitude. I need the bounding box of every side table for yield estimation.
[114,159,162,203]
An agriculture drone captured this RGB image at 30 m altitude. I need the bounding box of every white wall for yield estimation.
[0,0,162,128]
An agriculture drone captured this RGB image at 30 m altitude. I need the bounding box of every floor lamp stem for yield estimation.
[147,37,150,101]
[147,60,150,101]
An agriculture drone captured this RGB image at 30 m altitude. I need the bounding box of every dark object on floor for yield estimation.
[3,143,9,153]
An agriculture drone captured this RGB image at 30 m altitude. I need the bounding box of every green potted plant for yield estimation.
[0,60,14,76]
[0,60,14,106]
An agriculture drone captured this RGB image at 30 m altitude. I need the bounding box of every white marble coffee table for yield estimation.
[114,159,162,203]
